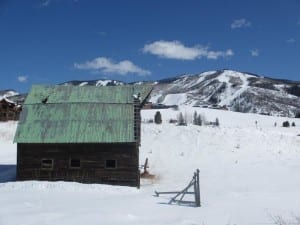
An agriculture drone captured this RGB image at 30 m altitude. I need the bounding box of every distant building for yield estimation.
[14,85,152,187]
[142,102,153,109]
[0,98,21,121]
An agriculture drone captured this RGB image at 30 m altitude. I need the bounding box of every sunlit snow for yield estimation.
[0,108,300,225]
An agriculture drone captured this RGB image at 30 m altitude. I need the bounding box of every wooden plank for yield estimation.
[17,143,140,187]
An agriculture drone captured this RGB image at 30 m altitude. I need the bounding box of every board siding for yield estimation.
[17,143,139,187]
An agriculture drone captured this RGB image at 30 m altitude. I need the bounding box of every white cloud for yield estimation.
[250,49,259,57]
[231,19,251,29]
[286,38,296,44]
[74,57,151,76]
[205,49,234,59]
[142,40,233,60]
[18,76,27,83]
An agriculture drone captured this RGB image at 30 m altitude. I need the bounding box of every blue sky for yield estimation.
[0,0,300,93]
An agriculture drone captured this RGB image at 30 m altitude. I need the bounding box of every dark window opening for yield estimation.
[105,159,117,169]
[70,159,81,168]
[41,159,53,170]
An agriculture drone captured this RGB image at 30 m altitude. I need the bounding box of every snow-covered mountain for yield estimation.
[0,90,27,105]
[61,79,126,86]
[0,90,19,99]
[61,70,300,117]
[2,69,300,117]
[150,70,300,117]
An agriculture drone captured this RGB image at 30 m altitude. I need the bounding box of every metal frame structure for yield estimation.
[155,169,201,207]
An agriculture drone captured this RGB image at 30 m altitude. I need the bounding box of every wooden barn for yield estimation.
[0,98,21,121]
[14,85,152,187]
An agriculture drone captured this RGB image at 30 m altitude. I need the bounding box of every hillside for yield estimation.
[2,69,300,117]
[150,70,300,117]
[61,70,300,117]
[1,107,300,225]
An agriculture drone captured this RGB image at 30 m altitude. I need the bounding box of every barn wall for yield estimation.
[17,143,139,187]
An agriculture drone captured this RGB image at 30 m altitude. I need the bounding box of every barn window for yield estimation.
[41,159,53,170]
[70,159,81,169]
[105,159,117,169]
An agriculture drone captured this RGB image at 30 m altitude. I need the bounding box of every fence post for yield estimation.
[195,169,201,207]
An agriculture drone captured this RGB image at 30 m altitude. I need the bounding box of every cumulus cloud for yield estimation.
[142,40,233,60]
[250,49,259,56]
[231,19,251,29]
[18,76,27,83]
[74,57,151,76]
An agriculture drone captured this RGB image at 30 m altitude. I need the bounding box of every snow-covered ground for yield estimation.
[1,108,300,225]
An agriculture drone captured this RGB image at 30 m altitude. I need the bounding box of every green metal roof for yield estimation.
[24,85,152,104]
[14,85,152,143]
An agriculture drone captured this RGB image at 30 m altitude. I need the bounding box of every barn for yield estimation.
[14,84,152,187]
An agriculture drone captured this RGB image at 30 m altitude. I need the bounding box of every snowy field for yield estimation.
[1,107,300,225]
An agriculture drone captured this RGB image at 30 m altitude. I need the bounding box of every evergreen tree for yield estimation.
[197,115,202,126]
[282,121,290,127]
[154,111,162,124]
[193,111,198,125]
[177,112,186,126]
[215,118,220,126]
[292,122,296,127]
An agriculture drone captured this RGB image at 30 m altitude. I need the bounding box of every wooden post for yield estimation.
[195,169,201,207]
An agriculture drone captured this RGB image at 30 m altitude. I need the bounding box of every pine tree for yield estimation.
[215,118,219,126]
[154,111,162,124]
[193,111,198,125]
[177,112,186,126]
[282,121,290,127]
[197,115,202,126]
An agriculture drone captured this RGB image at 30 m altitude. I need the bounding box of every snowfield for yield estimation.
[1,108,300,225]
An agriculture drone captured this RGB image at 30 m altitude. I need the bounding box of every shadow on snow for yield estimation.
[0,164,16,183]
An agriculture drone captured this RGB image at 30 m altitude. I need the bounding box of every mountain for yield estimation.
[2,69,300,117]
[0,90,27,105]
[150,70,300,117]
[61,79,126,86]
[61,69,300,117]
[0,90,19,99]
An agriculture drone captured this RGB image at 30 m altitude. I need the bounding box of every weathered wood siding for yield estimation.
[17,143,140,187]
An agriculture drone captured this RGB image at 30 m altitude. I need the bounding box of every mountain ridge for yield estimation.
[1,69,300,117]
